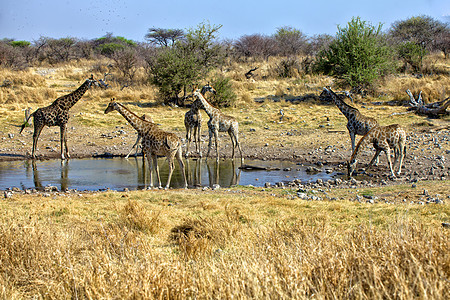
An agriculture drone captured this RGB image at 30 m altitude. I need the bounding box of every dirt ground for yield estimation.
[1,106,448,190]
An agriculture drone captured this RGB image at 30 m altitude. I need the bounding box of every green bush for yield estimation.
[96,43,126,57]
[9,41,30,48]
[397,41,428,72]
[147,22,224,105]
[314,17,393,93]
[210,76,236,107]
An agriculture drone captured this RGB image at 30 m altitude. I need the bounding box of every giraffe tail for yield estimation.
[19,110,35,134]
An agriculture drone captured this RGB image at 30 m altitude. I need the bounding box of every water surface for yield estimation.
[0,157,335,191]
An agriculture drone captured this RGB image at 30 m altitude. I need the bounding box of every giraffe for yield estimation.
[125,114,153,159]
[322,87,379,152]
[347,124,406,178]
[104,99,187,189]
[19,75,98,160]
[193,88,243,164]
[184,84,217,157]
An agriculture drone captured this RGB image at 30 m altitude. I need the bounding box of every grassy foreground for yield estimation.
[0,56,449,298]
[1,182,449,299]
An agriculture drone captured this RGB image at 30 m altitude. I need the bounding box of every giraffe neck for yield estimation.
[195,91,219,119]
[350,127,378,162]
[61,79,92,109]
[330,91,357,120]
[113,102,148,135]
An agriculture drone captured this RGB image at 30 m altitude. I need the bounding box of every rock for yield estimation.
[264,182,271,188]
[276,182,284,188]
[297,192,308,199]
[44,186,58,192]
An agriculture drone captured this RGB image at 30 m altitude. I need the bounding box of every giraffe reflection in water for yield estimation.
[28,160,69,191]
[206,159,241,188]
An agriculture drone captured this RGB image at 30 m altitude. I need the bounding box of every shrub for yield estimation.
[97,43,126,57]
[271,57,301,78]
[397,41,428,72]
[147,22,223,105]
[210,76,236,107]
[314,17,393,93]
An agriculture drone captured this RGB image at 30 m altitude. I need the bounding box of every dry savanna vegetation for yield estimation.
[0,33,449,299]
[0,182,449,299]
[0,55,449,299]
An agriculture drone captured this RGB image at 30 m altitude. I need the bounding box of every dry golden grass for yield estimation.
[0,56,449,298]
[0,184,449,299]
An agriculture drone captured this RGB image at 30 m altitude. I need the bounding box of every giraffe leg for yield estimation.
[196,124,202,157]
[229,132,236,161]
[176,147,187,189]
[366,149,382,171]
[185,126,192,158]
[214,130,220,163]
[234,130,244,164]
[350,131,356,152]
[126,135,141,159]
[396,144,406,176]
[145,150,154,189]
[32,124,44,159]
[165,156,174,190]
[60,125,69,160]
[206,127,213,161]
[384,148,396,177]
[153,155,162,188]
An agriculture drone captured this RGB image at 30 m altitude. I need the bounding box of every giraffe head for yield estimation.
[347,158,358,177]
[86,74,99,88]
[104,98,118,114]
[201,83,217,95]
[322,87,353,103]
[141,114,153,123]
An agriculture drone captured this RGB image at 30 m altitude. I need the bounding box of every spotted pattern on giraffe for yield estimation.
[104,99,187,189]
[348,124,407,178]
[20,75,98,160]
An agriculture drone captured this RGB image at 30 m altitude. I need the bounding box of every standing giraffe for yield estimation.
[347,124,406,178]
[20,75,98,160]
[125,114,153,159]
[184,84,216,157]
[104,99,187,189]
[322,87,379,152]
[193,88,243,164]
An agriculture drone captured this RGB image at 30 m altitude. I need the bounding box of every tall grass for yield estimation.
[0,191,448,299]
[0,216,447,298]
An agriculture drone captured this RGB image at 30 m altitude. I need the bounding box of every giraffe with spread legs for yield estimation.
[125,114,153,159]
[193,88,243,164]
[104,99,187,189]
[322,87,379,152]
[184,84,216,157]
[20,75,98,160]
[347,124,406,178]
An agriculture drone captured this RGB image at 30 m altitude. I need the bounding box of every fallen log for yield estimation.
[406,89,450,116]
[238,164,280,171]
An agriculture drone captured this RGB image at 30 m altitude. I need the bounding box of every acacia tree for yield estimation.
[389,15,449,66]
[145,28,184,47]
[315,17,392,93]
[147,23,224,105]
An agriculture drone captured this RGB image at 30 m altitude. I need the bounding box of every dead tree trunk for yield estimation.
[406,89,450,116]
[245,67,258,79]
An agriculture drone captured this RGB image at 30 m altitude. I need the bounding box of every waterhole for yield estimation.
[0,158,335,191]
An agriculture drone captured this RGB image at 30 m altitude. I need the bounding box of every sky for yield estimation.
[1,0,449,42]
